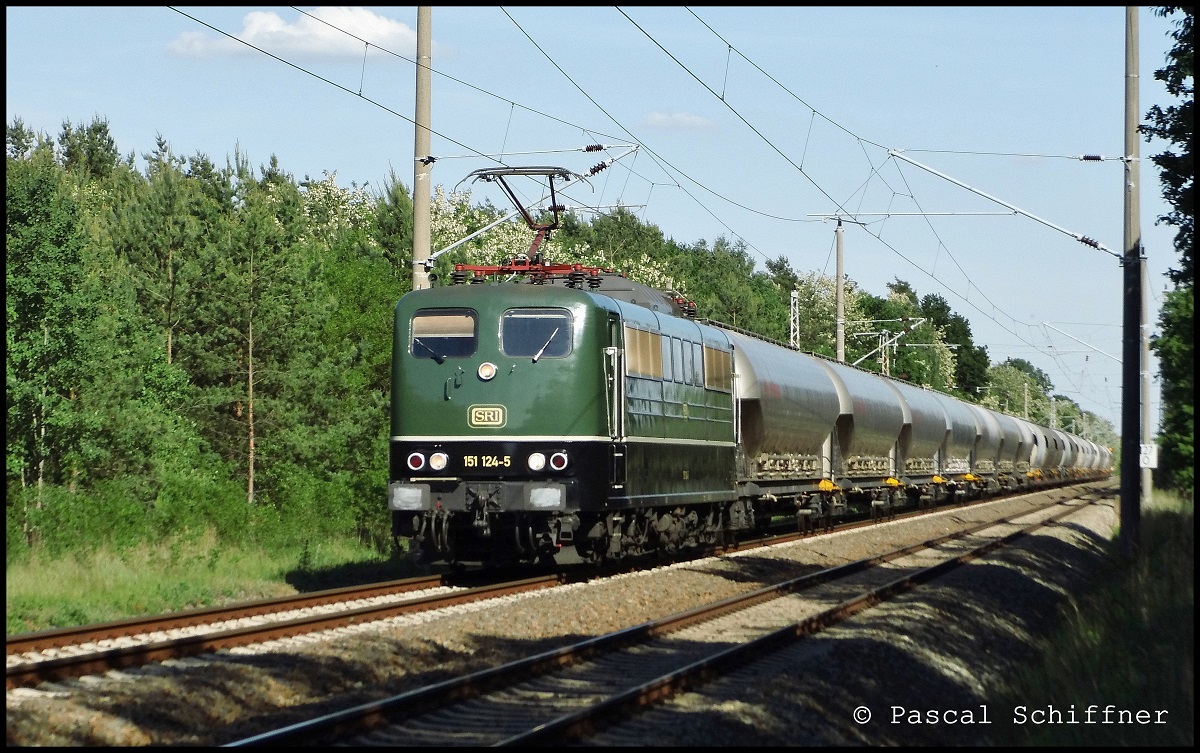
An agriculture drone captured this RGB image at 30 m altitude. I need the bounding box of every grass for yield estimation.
[5,529,418,635]
[987,487,1194,746]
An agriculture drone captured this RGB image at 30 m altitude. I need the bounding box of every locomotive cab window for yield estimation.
[411,309,477,360]
[502,308,572,359]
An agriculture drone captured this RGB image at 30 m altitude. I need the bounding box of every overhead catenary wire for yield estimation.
[172,5,777,265]
[299,4,806,261]
[167,7,495,166]
[644,7,1114,388]
[169,6,1122,424]
[170,8,697,261]
[498,7,803,265]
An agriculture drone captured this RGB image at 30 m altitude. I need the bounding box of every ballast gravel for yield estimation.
[6,487,1117,746]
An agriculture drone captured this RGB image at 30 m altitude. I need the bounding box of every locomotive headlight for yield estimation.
[477,362,497,381]
[429,452,449,471]
[549,451,569,471]
[527,452,546,472]
[406,452,426,471]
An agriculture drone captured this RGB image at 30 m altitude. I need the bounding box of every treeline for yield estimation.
[7,118,416,559]
[5,116,1116,560]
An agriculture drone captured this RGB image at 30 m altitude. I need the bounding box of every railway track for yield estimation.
[5,574,559,690]
[221,489,1105,746]
[6,481,1096,691]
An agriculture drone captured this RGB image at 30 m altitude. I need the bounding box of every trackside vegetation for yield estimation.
[988,488,1194,746]
[5,532,425,635]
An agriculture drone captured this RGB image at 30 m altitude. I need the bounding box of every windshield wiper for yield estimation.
[532,327,560,363]
[412,337,445,364]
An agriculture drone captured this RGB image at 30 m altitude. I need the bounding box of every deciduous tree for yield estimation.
[1142,6,1194,492]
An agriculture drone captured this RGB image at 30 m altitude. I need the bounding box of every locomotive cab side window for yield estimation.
[680,339,695,384]
[502,308,572,359]
[670,337,684,383]
[703,346,733,392]
[624,325,663,379]
[411,309,477,360]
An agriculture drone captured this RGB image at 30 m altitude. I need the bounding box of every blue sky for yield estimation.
[6,6,1186,430]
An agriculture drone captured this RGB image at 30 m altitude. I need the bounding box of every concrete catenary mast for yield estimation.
[411,6,433,291]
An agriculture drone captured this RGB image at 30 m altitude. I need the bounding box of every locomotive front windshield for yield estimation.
[411,309,477,360]
[501,308,572,359]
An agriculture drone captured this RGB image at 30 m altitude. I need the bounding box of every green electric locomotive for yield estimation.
[388,264,740,565]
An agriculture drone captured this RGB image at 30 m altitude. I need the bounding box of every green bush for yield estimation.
[149,466,249,541]
[20,481,152,556]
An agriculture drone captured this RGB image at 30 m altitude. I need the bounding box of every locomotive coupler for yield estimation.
[466,483,504,538]
[472,509,492,538]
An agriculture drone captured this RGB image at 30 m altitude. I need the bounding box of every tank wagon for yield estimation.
[387,259,1112,566]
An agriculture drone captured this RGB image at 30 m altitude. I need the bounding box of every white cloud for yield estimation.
[168,7,417,59]
[643,111,715,130]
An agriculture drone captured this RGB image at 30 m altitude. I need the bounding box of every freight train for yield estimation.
[387,167,1111,566]
[386,256,1112,566]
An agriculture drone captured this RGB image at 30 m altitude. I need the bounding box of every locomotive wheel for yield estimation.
[624,515,649,557]
[698,506,721,546]
[579,518,609,565]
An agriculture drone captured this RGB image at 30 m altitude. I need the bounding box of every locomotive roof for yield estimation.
[415,272,691,318]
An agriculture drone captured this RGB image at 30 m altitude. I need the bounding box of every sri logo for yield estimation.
[469,404,506,428]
